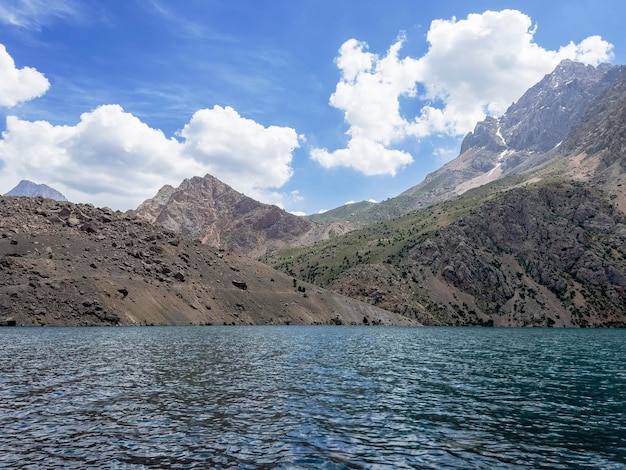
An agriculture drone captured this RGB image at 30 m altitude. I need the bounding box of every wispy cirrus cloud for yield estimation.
[0,0,84,30]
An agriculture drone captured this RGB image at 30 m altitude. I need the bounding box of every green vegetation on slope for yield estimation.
[263,178,626,327]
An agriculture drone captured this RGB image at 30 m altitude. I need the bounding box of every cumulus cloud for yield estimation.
[0,104,299,209]
[180,105,298,192]
[0,44,49,107]
[310,38,418,175]
[413,10,614,134]
[311,9,614,175]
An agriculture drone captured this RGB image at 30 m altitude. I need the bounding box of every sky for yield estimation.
[0,0,623,215]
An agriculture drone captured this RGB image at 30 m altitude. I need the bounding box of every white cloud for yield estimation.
[0,104,299,210]
[310,37,419,175]
[0,0,82,29]
[180,105,298,192]
[312,9,614,175]
[311,136,412,176]
[0,44,49,107]
[557,35,614,66]
[412,9,614,135]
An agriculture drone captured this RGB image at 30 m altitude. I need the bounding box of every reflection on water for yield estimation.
[1,326,625,468]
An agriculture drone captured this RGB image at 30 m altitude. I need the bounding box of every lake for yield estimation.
[1,326,625,469]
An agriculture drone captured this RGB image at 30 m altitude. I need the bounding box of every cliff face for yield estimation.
[134,174,314,257]
[0,196,417,327]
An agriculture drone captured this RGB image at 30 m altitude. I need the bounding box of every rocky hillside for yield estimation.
[134,174,354,257]
[265,180,626,327]
[0,196,417,327]
[5,180,68,201]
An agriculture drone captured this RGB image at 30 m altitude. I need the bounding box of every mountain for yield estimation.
[262,61,626,327]
[315,60,619,225]
[125,59,626,327]
[0,195,417,327]
[5,180,68,201]
[134,174,354,257]
[135,62,620,255]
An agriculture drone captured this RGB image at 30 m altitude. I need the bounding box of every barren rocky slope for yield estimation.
[0,196,416,327]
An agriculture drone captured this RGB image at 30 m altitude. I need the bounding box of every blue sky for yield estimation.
[0,0,623,213]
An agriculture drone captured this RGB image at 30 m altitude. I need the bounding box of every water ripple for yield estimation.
[1,326,625,469]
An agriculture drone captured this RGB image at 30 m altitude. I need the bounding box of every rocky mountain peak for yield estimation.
[386,60,620,214]
[498,59,614,153]
[134,174,315,256]
[459,60,613,156]
[5,180,68,202]
[459,116,506,154]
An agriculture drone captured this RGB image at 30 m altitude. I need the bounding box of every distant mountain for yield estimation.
[5,180,68,201]
[134,174,354,257]
[308,200,377,224]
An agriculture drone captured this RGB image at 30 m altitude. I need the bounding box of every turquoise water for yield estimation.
[1,326,625,469]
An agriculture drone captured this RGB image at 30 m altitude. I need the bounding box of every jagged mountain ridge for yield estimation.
[315,60,620,225]
[5,180,68,202]
[134,174,313,257]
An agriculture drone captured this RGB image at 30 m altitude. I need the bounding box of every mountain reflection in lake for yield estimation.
[1,326,625,469]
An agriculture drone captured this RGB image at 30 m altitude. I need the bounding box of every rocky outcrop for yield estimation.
[0,196,417,327]
[405,182,626,325]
